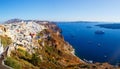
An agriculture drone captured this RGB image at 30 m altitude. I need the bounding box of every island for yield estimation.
[96,23,120,29]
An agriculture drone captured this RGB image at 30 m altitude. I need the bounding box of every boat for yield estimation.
[95,30,104,34]
[97,43,101,47]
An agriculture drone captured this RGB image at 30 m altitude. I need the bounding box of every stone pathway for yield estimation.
[0,56,9,69]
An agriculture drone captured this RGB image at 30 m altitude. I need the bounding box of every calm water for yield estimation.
[57,22,120,65]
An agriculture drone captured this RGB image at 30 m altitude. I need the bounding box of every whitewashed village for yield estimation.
[0,20,49,57]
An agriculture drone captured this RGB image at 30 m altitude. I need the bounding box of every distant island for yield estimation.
[96,24,120,29]
[56,21,101,23]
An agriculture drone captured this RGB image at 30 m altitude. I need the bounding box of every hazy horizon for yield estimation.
[1,19,120,23]
[1,0,120,22]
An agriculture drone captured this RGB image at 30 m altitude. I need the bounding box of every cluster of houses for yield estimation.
[0,21,47,54]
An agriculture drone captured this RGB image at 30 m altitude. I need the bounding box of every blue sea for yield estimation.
[57,22,120,65]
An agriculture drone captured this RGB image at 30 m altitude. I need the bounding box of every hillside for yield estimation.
[0,19,119,69]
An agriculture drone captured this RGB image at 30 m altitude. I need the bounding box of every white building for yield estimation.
[0,39,4,57]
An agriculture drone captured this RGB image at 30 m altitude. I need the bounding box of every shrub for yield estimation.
[79,64,90,68]
[0,35,12,47]
[30,54,41,66]
[17,48,32,60]
[4,57,22,69]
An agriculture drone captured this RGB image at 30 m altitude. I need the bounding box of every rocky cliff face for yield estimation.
[0,19,119,69]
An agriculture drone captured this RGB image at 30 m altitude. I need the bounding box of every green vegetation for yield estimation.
[5,48,39,69]
[37,32,43,36]
[17,48,41,66]
[17,48,32,60]
[30,54,41,66]
[45,45,60,58]
[4,57,22,69]
[79,64,90,68]
[0,35,12,47]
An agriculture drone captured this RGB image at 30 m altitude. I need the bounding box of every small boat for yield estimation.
[97,43,101,47]
[95,30,104,34]
[104,55,107,58]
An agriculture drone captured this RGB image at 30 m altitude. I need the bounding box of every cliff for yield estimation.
[0,19,119,69]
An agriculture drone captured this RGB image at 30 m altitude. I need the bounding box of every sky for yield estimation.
[0,0,120,22]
